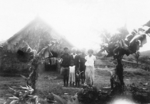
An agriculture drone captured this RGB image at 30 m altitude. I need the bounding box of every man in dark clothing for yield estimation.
[74,50,86,86]
[74,50,81,87]
[74,51,80,71]
[79,52,86,84]
[61,47,71,87]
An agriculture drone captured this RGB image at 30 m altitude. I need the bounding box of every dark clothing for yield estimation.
[74,54,86,71]
[61,53,71,67]
[74,55,80,69]
[61,53,71,87]
[61,67,69,76]
[74,54,86,84]
[79,55,86,84]
[61,67,69,87]
[79,55,86,71]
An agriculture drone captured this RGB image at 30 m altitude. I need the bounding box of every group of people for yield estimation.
[60,47,96,87]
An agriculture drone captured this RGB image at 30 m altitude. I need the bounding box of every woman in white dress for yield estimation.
[85,49,96,85]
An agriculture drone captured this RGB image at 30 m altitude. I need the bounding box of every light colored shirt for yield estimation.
[85,55,96,67]
[71,53,77,59]
[69,65,75,73]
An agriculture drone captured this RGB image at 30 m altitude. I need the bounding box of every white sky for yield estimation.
[0,0,150,51]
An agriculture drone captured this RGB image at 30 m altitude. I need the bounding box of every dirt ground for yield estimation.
[0,67,150,103]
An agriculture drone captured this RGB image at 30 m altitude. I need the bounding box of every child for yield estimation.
[85,49,96,86]
[75,70,81,87]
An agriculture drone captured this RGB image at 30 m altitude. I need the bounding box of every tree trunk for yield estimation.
[30,58,39,94]
[31,69,37,93]
[116,58,124,86]
[111,56,124,93]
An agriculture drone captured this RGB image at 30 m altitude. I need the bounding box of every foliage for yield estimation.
[0,47,30,74]
[5,85,39,104]
[77,83,150,104]
[20,67,38,92]
[99,29,128,92]
[1,36,66,103]
[139,56,150,64]
[99,25,150,93]
[142,65,150,71]
[77,85,111,104]
[128,83,150,103]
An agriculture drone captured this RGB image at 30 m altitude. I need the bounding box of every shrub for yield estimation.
[77,85,111,104]
[139,56,149,64]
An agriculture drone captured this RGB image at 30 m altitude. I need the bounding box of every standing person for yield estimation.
[71,48,77,59]
[74,50,80,72]
[79,51,86,84]
[61,47,71,87]
[69,61,75,87]
[68,48,76,86]
[74,50,81,87]
[85,49,96,86]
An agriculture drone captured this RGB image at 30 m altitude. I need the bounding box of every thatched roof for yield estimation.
[144,20,150,27]
[6,17,73,52]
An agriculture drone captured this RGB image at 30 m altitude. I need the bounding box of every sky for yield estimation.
[0,0,150,52]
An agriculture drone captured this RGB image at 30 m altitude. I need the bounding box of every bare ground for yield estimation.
[0,67,150,103]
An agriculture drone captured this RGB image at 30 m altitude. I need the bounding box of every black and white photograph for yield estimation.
[0,0,150,104]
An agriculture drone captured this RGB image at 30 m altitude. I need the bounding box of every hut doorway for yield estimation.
[45,51,58,71]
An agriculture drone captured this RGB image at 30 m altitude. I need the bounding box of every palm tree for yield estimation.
[100,24,149,93]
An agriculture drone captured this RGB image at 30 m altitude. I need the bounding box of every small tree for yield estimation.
[100,24,149,93]
[17,40,62,93]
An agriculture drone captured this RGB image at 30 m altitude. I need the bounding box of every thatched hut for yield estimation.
[6,17,72,51]
[0,17,73,74]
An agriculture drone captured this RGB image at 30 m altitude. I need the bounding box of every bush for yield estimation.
[139,56,149,64]
[142,65,150,71]
[77,85,111,104]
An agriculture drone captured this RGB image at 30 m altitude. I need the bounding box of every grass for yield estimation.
[0,67,150,103]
